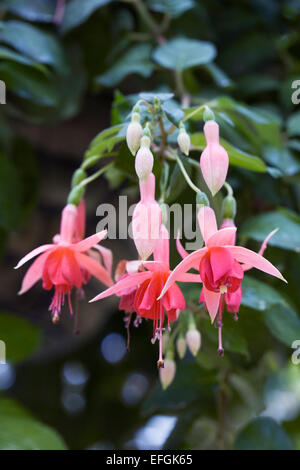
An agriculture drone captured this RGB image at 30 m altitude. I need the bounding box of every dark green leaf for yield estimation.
[148,0,195,18]
[242,276,288,312]
[241,209,300,252]
[96,44,153,87]
[287,111,300,137]
[263,304,300,347]
[0,46,49,75]
[153,37,216,71]
[84,124,125,161]
[236,417,293,450]
[61,0,113,34]
[0,21,66,72]
[2,0,55,23]
[162,99,184,126]
[0,312,40,362]
[0,399,67,450]
[263,145,300,176]
[139,92,174,103]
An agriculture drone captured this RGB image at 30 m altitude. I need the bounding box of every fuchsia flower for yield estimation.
[91,224,200,367]
[132,172,162,261]
[160,206,286,353]
[200,121,229,196]
[15,203,113,322]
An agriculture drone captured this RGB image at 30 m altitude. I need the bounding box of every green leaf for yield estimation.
[263,145,300,176]
[190,133,267,172]
[241,209,300,252]
[0,399,67,450]
[153,37,216,71]
[139,92,174,103]
[96,44,154,87]
[0,312,40,362]
[84,124,125,161]
[203,63,232,88]
[148,0,195,18]
[0,61,59,106]
[236,417,293,450]
[2,0,55,23]
[263,304,300,347]
[287,111,300,137]
[0,46,49,75]
[242,276,288,312]
[61,0,113,34]
[0,21,66,72]
[162,99,184,126]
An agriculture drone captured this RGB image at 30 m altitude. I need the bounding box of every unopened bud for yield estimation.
[186,329,201,356]
[126,113,143,156]
[177,126,190,156]
[222,194,236,219]
[135,136,153,183]
[176,336,186,359]
[67,185,85,206]
[72,168,87,188]
[196,191,210,209]
[159,359,176,390]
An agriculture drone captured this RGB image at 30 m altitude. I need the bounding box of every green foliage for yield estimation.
[236,417,293,450]
[153,37,216,70]
[0,399,67,450]
[0,312,40,362]
[61,0,114,34]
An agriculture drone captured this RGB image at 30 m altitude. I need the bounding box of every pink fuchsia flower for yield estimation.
[90,224,200,367]
[159,206,286,325]
[132,172,162,261]
[15,203,113,323]
[200,120,229,196]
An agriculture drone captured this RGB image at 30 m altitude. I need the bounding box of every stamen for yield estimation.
[219,285,227,294]
[157,303,164,368]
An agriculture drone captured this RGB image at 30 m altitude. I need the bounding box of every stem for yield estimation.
[158,117,168,157]
[77,162,114,189]
[224,181,233,197]
[132,0,164,43]
[174,153,201,194]
[53,0,66,25]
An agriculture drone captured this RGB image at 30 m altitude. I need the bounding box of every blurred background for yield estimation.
[0,0,300,450]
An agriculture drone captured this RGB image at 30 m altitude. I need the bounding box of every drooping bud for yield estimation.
[200,120,229,196]
[186,329,201,356]
[196,191,210,211]
[135,135,153,183]
[222,194,236,220]
[159,358,176,390]
[132,173,162,260]
[177,122,190,156]
[176,334,186,359]
[126,108,143,156]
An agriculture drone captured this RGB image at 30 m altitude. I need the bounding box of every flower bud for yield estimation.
[176,335,186,359]
[71,168,87,188]
[186,329,201,356]
[222,194,236,220]
[159,359,176,390]
[196,191,210,210]
[126,112,143,156]
[177,129,190,156]
[200,120,229,196]
[135,136,153,183]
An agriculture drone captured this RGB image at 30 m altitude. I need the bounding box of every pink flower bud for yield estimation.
[200,121,229,196]
[132,173,162,260]
[135,136,153,183]
[126,114,143,156]
[186,329,201,356]
[177,130,190,156]
[176,337,186,359]
[159,359,176,390]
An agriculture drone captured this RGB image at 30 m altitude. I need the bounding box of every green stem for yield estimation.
[173,152,201,194]
[77,162,114,189]
[224,181,233,197]
[133,0,162,41]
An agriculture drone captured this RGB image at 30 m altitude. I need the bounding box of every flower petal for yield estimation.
[228,245,286,282]
[203,286,221,322]
[74,230,107,252]
[176,233,189,259]
[206,227,237,248]
[75,252,113,287]
[93,244,113,275]
[197,206,218,244]
[14,244,53,269]
[177,273,202,283]
[158,247,207,300]
[90,271,152,302]
[18,251,49,294]
[209,246,233,284]
[154,224,169,265]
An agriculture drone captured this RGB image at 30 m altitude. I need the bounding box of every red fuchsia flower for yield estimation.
[15,203,113,323]
[132,172,162,261]
[90,224,200,367]
[160,206,286,354]
[200,121,229,196]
